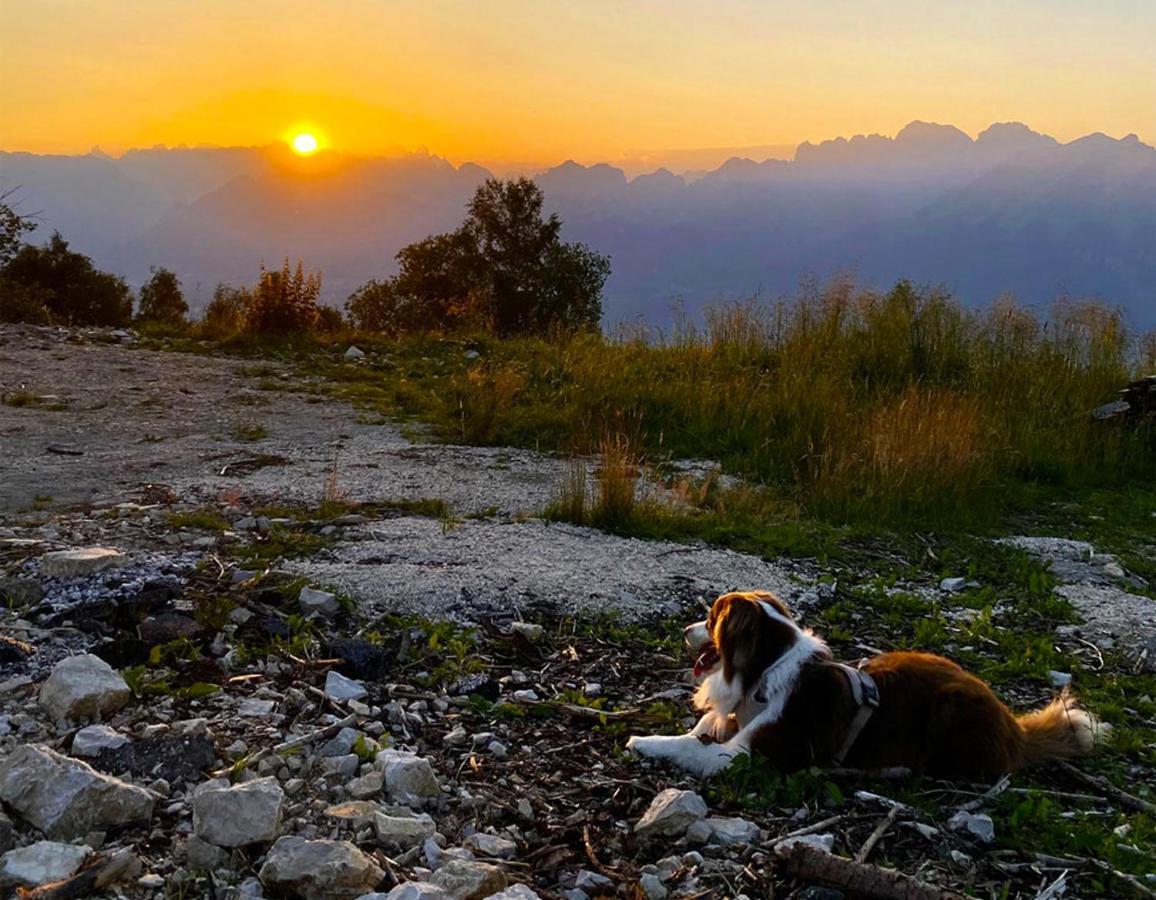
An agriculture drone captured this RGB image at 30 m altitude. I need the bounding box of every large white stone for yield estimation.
[379,884,451,900]
[375,750,441,807]
[72,724,130,757]
[259,836,384,900]
[427,860,508,900]
[487,888,542,900]
[0,745,154,840]
[0,841,91,888]
[193,777,284,847]
[634,789,708,840]
[39,654,130,724]
[463,832,517,859]
[326,671,368,702]
[39,547,125,578]
[299,586,340,617]
[373,811,436,850]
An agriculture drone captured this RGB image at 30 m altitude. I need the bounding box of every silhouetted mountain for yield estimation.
[2,122,1154,326]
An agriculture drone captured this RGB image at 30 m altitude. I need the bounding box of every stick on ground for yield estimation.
[776,842,967,900]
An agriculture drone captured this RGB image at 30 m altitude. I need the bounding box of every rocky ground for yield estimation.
[1,325,1154,899]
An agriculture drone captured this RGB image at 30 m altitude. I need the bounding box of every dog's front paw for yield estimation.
[626,735,666,758]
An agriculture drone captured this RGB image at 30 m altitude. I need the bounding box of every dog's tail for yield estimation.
[1017,688,1107,766]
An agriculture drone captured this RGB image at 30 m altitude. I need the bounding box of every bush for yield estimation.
[0,276,52,324]
[1,232,132,326]
[243,259,322,334]
[201,284,246,338]
[346,178,610,336]
[0,191,35,268]
[137,267,188,325]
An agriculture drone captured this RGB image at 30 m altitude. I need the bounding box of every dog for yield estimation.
[627,590,1104,778]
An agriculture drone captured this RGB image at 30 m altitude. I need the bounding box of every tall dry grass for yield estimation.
[469,279,1152,525]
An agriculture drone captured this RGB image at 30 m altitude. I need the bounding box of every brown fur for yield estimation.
[706,593,1097,777]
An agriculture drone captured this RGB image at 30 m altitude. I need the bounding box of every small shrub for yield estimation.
[137,267,188,325]
[243,259,322,335]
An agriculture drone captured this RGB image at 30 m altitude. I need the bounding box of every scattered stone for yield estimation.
[326,670,368,702]
[139,611,205,644]
[376,750,441,807]
[373,811,437,850]
[260,836,384,900]
[0,744,154,839]
[347,770,385,799]
[488,887,541,900]
[948,811,995,843]
[486,740,508,759]
[428,859,508,900]
[381,885,451,900]
[510,622,544,643]
[187,834,229,871]
[1049,670,1073,688]
[300,586,340,617]
[464,832,517,859]
[0,577,43,607]
[239,698,277,718]
[344,346,366,360]
[939,577,967,593]
[575,870,613,892]
[634,789,708,840]
[0,840,91,888]
[0,813,11,854]
[639,873,668,900]
[72,724,130,757]
[39,653,130,724]
[192,777,285,847]
[39,547,125,577]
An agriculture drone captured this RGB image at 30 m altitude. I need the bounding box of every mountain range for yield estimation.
[2,121,1154,327]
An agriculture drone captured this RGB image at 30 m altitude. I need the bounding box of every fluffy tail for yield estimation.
[1017,689,1107,766]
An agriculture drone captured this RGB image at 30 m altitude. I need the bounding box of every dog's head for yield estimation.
[687,591,806,685]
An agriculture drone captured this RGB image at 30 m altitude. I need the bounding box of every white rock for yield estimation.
[71,724,129,757]
[939,577,967,593]
[192,777,284,847]
[575,870,614,892]
[39,654,130,724]
[186,834,228,870]
[347,771,385,799]
[634,789,708,840]
[373,811,437,850]
[300,586,341,617]
[238,698,277,718]
[488,887,542,900]
[1048,670,1073,688]
[639,873,668,900]
[463,832,517,859]
[511,690,539,702]
[510,622,544,643]
[39,547,124,578]
[702,816,760,846]
[344,346,366,360]
[486,740,508,758]
[0,745,154,840]
[380,884,451,900]
[260,836,384,900]
[376,750,441,807]
[0,840,91,887]
[428,859,507,899]
[948,811,995,843]
[775,833,835,854]
[327,671,368,702]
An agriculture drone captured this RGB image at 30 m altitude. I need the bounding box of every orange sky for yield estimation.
[2,0,1154,165]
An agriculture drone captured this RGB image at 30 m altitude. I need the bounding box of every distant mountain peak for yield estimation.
[894,120,973,147]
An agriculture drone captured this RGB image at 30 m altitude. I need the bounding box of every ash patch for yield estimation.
[288,515,815,622]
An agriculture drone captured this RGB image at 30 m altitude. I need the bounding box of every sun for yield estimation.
[291,132,319,156]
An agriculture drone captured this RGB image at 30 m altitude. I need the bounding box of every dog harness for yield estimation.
[830,660,880,765]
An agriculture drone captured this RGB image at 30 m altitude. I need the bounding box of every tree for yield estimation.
[201,283,246,338]
[243,259,322,334]
[346,178,610,336]
[137,267,188,325]
[2,232,132,326]
[0,190,35,268]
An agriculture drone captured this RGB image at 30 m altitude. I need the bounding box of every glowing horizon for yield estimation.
[3,1,1154,165]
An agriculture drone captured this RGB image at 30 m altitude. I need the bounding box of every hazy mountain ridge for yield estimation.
[2,122,1154,324]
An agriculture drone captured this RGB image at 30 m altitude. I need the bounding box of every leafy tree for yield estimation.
[243,259,322,334]
[2,232,132,326]
[201,283,246,338]
[137,267,188,325]
[0,278,52,324]
[346,178,610,336]
[0,190,35,268]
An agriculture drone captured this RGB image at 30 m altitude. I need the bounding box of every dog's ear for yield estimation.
[718,599,762,681]
[753,590,793,621]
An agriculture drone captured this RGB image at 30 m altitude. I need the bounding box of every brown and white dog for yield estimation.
[627,591,1104,778]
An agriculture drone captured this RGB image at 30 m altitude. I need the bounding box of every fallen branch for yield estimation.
[957,774,1011,812]
[1056,761,1156,816]
[776,842,966,900]
[274,713,358,753]
[855,805,902,864]
[771,813,846,843]
[513,697,641,719]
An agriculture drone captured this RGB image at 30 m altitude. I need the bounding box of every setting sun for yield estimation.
[291,132,319,155]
